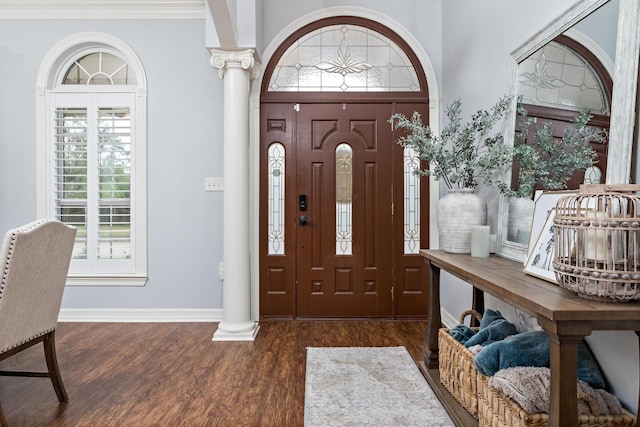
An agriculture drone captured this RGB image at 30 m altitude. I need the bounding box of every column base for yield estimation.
[212,321,260,341]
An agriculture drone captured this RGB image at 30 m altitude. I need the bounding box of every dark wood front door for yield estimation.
[295,103,393,317]
[260,102,429,318]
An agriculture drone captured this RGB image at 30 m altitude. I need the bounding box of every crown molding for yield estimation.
[0,0,205,19]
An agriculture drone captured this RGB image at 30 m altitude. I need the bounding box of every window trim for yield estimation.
[36,32,147,286]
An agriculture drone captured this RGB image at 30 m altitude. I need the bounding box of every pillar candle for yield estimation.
[471,225,490,258]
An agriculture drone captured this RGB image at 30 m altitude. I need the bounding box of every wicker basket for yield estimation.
[477,373,636,427]
[439,309,483,418]
[553,184,640,302]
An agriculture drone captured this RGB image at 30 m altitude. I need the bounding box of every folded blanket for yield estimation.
[448,324,476,344]
[464,309,518,348]
[474,330,606,389]
[489,367,623,415]
[448,309,518,348]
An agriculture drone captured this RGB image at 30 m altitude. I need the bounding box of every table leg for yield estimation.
[547,331,583,427]
[424,259,441,369]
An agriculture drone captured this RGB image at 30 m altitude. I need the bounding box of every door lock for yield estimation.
[299,194,308,211]
[299,215,309,226]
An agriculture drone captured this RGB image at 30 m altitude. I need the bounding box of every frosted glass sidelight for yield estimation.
[268,143,285,255]
[404,147,420,254]
[336,143,353,255]
[269,25,420,92]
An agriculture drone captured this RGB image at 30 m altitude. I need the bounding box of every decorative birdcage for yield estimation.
[553,184,640,302]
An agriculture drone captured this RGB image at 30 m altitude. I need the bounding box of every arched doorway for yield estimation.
[258,16,432,319]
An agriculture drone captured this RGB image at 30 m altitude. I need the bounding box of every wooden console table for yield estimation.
[420,250,640,427]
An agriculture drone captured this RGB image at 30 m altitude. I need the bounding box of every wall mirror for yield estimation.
[496,0,640,262]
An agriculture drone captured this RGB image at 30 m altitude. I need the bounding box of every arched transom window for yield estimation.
[63,51,135,85]
[268,24,420,92]
[518,40,610,115]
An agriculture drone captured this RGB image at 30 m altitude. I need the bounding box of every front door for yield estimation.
[260,102,429,318]
[295,103,393,317]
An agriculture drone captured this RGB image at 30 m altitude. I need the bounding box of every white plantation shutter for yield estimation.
[51,92,135,274]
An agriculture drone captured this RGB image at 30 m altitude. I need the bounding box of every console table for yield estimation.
[420,250,640,427]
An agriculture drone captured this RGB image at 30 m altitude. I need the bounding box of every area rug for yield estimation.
[304,346,454,426]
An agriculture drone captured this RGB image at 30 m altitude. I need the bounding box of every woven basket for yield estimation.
[553,184,640,302]
[477,373,636,427]
[439,309,483,418]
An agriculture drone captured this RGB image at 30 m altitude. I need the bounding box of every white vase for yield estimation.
[437,188,487,253]
[507,197,535,244]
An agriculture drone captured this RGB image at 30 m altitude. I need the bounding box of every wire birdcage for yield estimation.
[553,184,640,302]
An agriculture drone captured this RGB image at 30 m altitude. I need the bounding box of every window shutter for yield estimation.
[51,93,135,274]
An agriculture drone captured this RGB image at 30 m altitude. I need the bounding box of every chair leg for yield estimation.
[43,331,68,403]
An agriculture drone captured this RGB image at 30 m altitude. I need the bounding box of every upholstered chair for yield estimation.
[0,219,76,426]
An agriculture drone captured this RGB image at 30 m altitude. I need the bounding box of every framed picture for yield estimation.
[524,208,558,283]
[527,190,577,261]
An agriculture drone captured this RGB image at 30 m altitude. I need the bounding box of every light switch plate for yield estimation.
[205,177,224,191]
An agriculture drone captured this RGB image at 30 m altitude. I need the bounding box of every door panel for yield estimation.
[295,104,393,317]
[393,103,430,318]
[259,104,297,317]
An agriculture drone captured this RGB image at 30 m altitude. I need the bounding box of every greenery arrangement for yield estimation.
[487,103,607,199]
[389,96,513,190]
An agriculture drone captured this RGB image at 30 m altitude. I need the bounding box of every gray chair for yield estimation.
[0,219,76,426]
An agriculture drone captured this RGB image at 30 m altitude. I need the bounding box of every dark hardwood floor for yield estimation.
[0,320,428,426]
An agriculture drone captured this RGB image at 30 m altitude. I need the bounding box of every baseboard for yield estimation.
[440,309,458,329]
[58,308,224,323]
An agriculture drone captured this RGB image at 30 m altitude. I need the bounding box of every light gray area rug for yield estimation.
[304,346,454,427]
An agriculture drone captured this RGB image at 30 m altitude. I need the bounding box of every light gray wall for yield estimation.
[0,19,225,309]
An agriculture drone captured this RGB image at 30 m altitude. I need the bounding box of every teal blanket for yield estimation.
[473,330,606,389]
[448,309,518,348]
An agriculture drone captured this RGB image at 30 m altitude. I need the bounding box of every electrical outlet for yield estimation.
[205,177,224,192]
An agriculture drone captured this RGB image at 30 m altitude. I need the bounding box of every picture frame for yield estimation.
[526,190,578,261]
[524,207,558,283]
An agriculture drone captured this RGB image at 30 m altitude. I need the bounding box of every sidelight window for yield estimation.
[404,147,421,254]
[268,143,286,255]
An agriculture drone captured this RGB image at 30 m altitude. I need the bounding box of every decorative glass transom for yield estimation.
[268,143,286,255]
[269,24,420,92]
[404,147,421,254]
[517,41,609,115]
[63,52,134,85]
[335,143,353,255]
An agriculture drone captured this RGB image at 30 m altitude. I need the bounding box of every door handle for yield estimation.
[299,215,309,226]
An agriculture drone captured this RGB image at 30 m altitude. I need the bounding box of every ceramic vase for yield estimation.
[507,197,535,244]
[437,188,487,253]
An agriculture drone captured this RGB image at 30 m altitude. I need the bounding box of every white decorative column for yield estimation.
[211,48,260,341]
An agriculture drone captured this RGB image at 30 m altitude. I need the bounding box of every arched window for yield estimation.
[267,23,420,93]
[37,33,147,286]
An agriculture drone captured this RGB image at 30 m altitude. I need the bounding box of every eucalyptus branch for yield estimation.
[389,95,514,190]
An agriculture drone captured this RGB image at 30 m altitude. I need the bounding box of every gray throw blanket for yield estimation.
[489,367,624,415]
[473,330,606,389]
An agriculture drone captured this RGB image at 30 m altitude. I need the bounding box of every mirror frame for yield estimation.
[496,0,640,262]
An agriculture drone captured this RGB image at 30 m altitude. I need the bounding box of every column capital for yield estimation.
[210,48,260,79]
